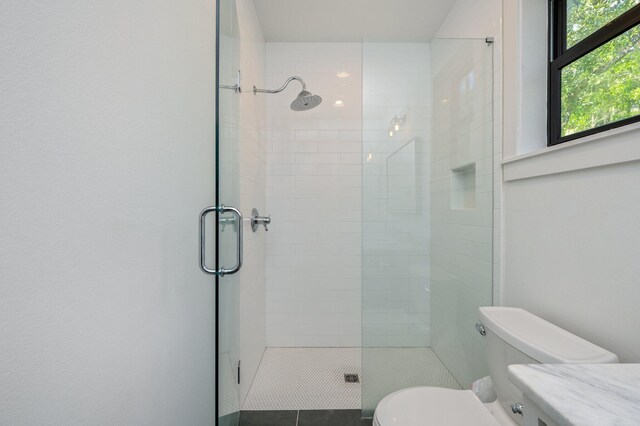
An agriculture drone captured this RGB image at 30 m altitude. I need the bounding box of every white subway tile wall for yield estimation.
[359,42,432,415]
[264,40,498,367]
[265,43,363,347]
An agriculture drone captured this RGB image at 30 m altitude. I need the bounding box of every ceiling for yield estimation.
[252,0,457,42]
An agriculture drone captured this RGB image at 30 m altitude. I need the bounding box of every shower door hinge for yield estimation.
[237,360,241,384]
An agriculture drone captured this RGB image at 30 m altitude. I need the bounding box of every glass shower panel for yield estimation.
[361,42,432,416]
[429,38,494,390]
[361,39,493,416]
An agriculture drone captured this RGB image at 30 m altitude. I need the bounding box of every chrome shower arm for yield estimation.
[252,75,321,111]
[253,76,306,95]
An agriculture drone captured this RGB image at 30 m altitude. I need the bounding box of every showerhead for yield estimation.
[253,76,322,112]
[291,90,322,111]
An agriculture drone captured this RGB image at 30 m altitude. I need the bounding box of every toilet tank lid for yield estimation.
[479,307,619,364]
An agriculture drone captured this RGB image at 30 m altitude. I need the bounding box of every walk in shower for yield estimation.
[212,0,496,423]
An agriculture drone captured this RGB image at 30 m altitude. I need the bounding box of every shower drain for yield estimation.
[344,373,360,383]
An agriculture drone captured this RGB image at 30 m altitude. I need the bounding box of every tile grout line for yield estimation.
[295,410,299,426]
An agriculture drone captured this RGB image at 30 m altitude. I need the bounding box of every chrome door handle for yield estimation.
[199,205,243,276]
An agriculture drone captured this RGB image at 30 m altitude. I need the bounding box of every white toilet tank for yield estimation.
[478,307,618,425]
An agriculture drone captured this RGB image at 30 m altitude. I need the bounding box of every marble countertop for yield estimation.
[508,364,640,426]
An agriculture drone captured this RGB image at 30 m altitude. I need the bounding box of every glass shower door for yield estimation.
[200,0,242,424]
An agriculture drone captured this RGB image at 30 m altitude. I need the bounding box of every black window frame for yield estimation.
[548,1,640,146]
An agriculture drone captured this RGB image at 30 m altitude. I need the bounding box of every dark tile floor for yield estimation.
[239,410,373,426]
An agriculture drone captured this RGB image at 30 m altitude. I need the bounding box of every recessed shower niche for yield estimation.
[451,163,476,209]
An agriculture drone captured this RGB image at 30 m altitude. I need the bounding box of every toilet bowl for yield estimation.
[373,307,618,426]
[373,387,502,426]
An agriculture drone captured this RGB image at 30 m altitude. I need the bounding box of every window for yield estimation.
[549,0,640,145]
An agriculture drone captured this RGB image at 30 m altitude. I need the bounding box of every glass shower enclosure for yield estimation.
[361,38,494,415]
[211,7,496,417]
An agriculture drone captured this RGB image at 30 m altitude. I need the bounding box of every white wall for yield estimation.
[502,0,640,363]
[265,43,362,347]
[504,161,640,362]
[435,0,502,39]
[236,0,267,406]
[0,1,216,424]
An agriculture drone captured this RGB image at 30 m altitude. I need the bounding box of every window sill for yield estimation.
[502,122,640,181]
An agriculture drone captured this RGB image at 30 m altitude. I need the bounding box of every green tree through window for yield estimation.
[567,0,639,46]
[550,0,640,143]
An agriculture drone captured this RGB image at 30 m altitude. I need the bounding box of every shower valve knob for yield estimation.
[251,208,271,232]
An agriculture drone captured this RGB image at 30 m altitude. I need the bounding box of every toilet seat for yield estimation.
[373,387,502,426]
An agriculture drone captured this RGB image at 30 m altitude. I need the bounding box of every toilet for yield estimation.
[373,307,619,426]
